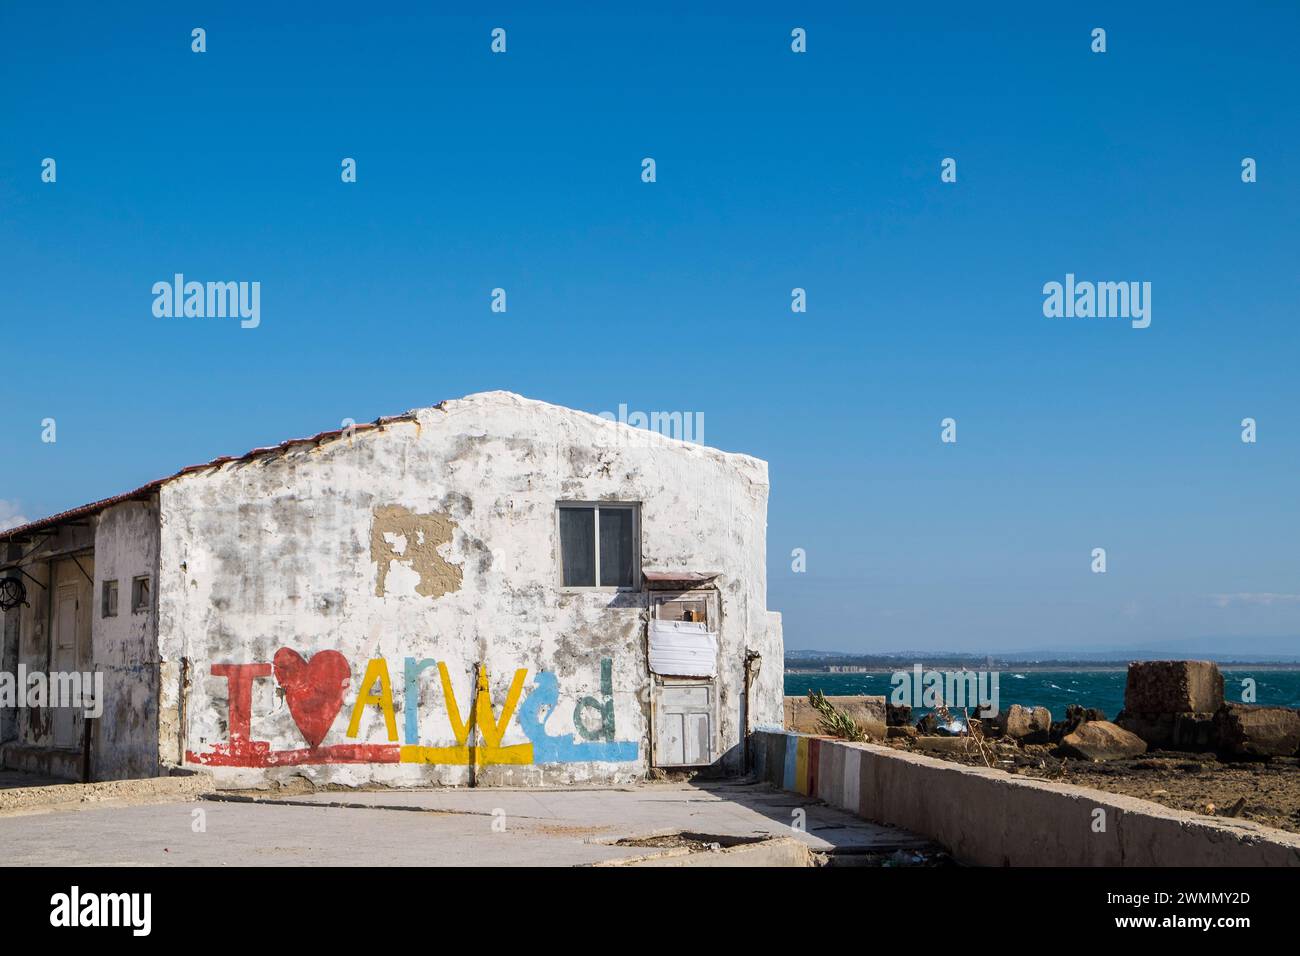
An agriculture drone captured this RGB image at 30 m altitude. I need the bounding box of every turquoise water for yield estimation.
[786,670,1300,719]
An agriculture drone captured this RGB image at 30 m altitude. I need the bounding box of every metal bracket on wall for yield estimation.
[69,554,94,585]
[0,565,47,590]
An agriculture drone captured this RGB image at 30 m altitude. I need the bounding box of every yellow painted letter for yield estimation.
[346,658,398,741]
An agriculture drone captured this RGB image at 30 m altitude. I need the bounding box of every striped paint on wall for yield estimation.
[794,736,810,794]
[758,730,865,816]
[822,740,843,807]
[782,733,799,791]
[843,745,862,812]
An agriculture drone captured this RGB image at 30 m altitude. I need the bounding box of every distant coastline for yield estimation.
[786,657,1300,674]
[789,666,1300,715]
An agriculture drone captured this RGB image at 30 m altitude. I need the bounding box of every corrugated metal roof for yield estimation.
[0,412,418,543]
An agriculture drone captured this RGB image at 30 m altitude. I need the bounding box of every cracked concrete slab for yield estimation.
[0,780,931,866]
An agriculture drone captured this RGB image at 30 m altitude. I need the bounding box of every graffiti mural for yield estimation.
[186,649,640,768]
[273,648,350,748]
[517,670,638,763]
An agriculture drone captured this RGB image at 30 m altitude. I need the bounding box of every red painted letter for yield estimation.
[211,663,271,748]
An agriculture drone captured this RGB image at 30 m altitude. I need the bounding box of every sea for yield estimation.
[786,669,1300,719]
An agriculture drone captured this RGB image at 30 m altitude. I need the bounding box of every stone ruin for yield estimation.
[1117,660,1300,759]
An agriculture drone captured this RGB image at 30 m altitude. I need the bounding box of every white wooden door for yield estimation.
[654,684,714,767]
[647,590,720,767]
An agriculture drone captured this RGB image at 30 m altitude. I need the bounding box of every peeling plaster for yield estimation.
[370,505,463,599]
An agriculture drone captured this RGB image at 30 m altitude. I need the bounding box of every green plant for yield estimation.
[807,689,871,742]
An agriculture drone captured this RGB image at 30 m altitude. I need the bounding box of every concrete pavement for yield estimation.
[0,780,934,866]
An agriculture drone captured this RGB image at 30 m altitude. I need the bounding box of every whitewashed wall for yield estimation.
[160,392,782,788]
[92,500,161,779]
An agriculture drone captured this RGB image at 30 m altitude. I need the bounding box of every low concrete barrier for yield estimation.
[1,743,83,782]
[751,730,1300,866]
[0,771,213,815]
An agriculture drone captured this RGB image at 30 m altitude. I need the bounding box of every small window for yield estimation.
[558,504,638,589]
[102,580,118,618]
[131,575,150,613]
[655,595,709,626]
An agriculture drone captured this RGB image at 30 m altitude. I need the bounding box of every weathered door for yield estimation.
[52,584,79,747]
[647,589,720,768]
[654,683,714,766]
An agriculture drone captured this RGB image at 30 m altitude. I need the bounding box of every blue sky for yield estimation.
[2,2,1298,655]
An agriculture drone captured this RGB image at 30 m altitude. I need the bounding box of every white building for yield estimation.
[0,392,783,787]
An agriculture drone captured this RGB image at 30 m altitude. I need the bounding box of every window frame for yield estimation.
[131,575,151,614]
[556,501,641,592]
[102,580,119,618]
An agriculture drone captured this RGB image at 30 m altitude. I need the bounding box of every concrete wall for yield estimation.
[753,731,1300,867]
[783,695,886,738]
[164,392,782,788]
[91,499,162,779]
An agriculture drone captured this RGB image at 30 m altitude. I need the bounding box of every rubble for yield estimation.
[914,736,976,754]
[1061,704,1106,734]
[1117,660,1225,750]
[1215,703,1300,759]
[1112,660,1300,760]
[1059,721,1147,761]
[1124,660,1225,713]
[885,702,912,727]
[996,704,1052,744]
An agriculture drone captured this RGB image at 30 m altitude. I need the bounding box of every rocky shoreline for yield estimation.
[790,660,1300,836]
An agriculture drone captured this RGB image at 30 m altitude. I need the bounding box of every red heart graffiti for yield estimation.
[273,649,351,749]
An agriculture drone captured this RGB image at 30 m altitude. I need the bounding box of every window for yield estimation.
[131,575,150,614]
[558,503,639,589]
[102,580,118,618]
[654,594,709,626]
